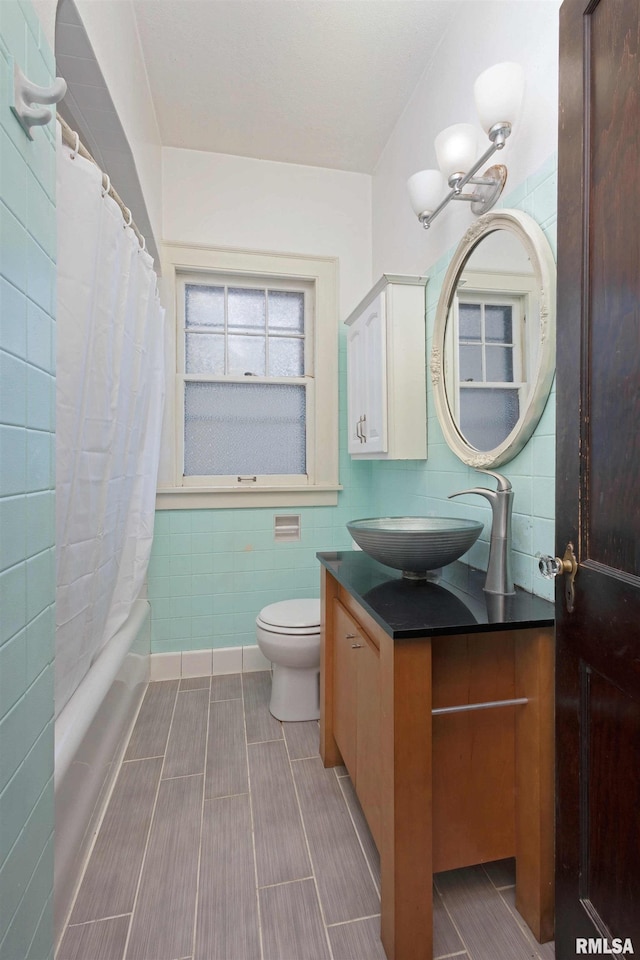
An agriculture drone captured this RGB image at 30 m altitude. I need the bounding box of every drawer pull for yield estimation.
[351,642,363,649]
[345,633,357,639]
[432,697,528,716]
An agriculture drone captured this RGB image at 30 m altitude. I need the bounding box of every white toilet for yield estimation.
[256,598,321,722]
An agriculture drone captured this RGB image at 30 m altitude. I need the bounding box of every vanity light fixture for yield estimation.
[407,62,525,229]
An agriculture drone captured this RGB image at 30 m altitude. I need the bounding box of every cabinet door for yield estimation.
[333,601,358,776]
[346,321,367,454]
[346,291,388,455]
[359,292,387,453]
[356,631,382,848]
[333,600,382,846]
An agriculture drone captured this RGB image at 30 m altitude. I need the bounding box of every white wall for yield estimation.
[372,0,560,277]
[34,0,163,247]
[75,0,162,242]
[162,147,372,318]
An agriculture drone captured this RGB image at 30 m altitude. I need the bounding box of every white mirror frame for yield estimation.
[431,209,556,468]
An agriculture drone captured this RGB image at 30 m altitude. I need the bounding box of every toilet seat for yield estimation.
[256,599,320,636]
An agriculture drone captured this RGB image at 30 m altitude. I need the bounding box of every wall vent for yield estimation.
[274,514,301,542]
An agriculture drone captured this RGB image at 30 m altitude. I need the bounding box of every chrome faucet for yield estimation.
[449,469,515,596]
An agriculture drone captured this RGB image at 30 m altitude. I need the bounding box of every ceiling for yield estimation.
[131,0,460,173]
[56,0,461,265]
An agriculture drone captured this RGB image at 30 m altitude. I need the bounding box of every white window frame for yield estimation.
[179,272,314,487]
[157,244,340,508]
[453,292,526,418]
[447,270,537,422]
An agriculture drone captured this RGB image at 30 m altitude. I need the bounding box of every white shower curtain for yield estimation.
[55,128,165,718]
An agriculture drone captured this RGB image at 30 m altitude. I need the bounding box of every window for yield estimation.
[448,268,537,453]
[181,276,310,481]
[455,292,525,450]
[157,246,339,508]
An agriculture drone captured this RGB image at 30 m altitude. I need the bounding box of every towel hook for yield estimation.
[10,59,67,140]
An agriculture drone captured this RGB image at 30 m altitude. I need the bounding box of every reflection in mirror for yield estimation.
[432,210,556,468]
[444,229,538,450]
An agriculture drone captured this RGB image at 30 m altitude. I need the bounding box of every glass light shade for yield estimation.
[435,124,479,181]
[474,61,525,134]
[407,169,445,216]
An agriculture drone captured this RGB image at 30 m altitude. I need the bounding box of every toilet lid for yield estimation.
[257,598,321,631]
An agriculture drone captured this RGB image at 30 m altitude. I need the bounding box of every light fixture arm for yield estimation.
[407,62,524,232]
[418,123,512,229]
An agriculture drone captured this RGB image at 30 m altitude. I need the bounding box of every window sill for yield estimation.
[155,485,342,510]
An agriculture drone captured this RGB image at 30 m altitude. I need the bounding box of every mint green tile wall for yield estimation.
[0,3,56,958]
[147,335,375,653]
[148,161,557,653]
[370,154,557,601]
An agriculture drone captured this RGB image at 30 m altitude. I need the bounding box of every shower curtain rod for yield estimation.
[57,115,146,251]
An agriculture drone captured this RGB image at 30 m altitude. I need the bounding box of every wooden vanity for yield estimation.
[318,552,555,960]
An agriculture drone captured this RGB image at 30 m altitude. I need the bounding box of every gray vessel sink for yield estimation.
[347,516,483,580]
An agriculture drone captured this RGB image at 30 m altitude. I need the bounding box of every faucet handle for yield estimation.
[448,487,487,500]
[474,468,512,491]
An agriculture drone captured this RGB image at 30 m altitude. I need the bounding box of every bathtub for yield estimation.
[54,598,150,939]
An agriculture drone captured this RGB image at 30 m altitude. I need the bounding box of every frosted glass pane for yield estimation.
[485,305,513,343]
[184,382,306,476]
[486,345,514,382]
[228,288,265,332]
[185,284,224,329]
[459,303,481,340]
[268,291,304,333]
[186,333,224,374]
[459,387,519,450]
[459,344,482,382]
[269,337,304,376]
[228,335,265,376]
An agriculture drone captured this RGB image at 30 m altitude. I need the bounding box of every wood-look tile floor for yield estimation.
[57,672,556,960]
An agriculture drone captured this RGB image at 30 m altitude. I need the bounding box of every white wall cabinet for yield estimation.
[345,274,427,459]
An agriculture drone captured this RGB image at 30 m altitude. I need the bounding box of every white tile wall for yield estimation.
[149,645,271,679]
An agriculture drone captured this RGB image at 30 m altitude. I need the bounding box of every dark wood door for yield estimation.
[556,1,640,957]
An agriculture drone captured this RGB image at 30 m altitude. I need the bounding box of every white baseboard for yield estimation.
[149,645,271,681]
[242,645,272,672]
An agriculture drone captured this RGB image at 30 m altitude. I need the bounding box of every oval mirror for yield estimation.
[431,209,556,467]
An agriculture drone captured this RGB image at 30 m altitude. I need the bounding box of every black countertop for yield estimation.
[317,551,555,640]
